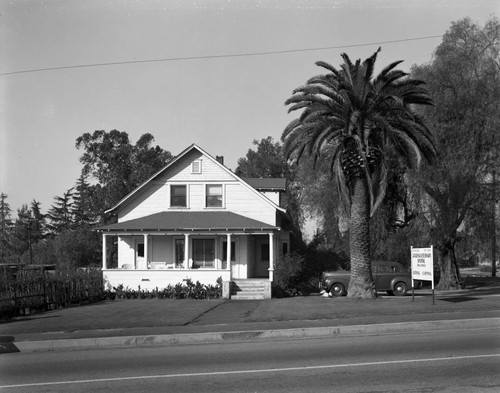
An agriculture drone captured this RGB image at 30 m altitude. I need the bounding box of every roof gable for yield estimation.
[106,144,286,214]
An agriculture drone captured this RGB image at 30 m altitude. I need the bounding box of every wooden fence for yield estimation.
[0,266,104,318]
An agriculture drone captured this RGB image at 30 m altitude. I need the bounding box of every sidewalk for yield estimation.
[1,283,499,353]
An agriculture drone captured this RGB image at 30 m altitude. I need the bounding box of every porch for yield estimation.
[101,232,288,300]
[97,211,290,299]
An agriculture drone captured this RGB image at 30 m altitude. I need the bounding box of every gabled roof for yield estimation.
[105,143,286,214]
[243,178,287,191]
[97,211,278,232]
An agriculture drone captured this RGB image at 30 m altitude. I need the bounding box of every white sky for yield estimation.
[1,0,499,214]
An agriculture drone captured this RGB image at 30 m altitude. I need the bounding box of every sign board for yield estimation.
[411,246,434,289]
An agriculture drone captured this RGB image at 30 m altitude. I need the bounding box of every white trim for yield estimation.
[205,183,225,209]
[169,183,189,209]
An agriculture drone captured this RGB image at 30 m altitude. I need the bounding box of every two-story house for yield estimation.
[98,144,291,299]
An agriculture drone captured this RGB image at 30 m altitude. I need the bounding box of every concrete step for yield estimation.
[230,280,269,299]
[231,294,267,300]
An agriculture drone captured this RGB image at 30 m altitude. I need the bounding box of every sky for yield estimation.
[1,0,499,216]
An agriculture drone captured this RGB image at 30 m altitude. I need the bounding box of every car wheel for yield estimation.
[330,283,346,296]
[393,282,408,296]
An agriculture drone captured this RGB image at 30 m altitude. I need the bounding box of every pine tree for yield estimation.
[47,189,75,235]
[0,193,13,262]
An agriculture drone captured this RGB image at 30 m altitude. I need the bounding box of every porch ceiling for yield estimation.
[96,211,278,233]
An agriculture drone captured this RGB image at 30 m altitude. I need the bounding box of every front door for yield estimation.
[254,238,270,278]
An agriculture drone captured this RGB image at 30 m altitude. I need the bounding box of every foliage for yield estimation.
[236,137,293,179]
[411,17,500,289]
[108,277,223,300]
[0,193,12,261]
[282,48,435,298]
[273,252,305,296]
[235,137,305,249]
[75,130,173,218]
[47,189,75,235]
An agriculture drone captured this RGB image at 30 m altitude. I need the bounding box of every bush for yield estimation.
[106,277,223,300]
[274,252,305,297]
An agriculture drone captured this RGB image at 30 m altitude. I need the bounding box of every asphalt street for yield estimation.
[1,327,499,392]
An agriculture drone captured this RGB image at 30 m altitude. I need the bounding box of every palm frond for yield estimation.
[315,61,339,75]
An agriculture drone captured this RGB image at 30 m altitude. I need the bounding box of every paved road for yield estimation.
[1,327,499,392]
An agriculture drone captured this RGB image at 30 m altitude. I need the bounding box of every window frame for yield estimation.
[170,184,187,208]
[192,238,216,269]
[205,184,224,208]
[192,160,202,174]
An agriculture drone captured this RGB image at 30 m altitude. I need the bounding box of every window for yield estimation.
[137,243,144,258]
[206,184,223,207]
[192,239,215,268]
[192,160,202,174]
[171,185,187,207]
[282,242,289,256]
[175,239,184,268]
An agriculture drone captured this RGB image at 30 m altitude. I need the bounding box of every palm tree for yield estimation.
[282,48,436,298]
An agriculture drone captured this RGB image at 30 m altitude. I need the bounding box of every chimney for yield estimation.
[216,156,224,165]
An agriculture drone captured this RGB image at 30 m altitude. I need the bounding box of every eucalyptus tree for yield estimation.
[282,48,436,298]
[412,17,500,287]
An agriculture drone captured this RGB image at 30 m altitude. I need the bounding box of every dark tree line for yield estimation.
[0,131,172,269]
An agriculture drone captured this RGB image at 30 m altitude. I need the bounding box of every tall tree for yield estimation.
[236,137,304,247]
[29,200,46,244]
[11,204,32,260]
[47,189,75,235]
[236,137,292,179]
[75,130,173,220]
[0,193,13,262]
[72,174,96,227]
[282,48,436,298]
[412,17,500,288]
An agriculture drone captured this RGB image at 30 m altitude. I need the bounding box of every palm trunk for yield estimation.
[347,177,377,298]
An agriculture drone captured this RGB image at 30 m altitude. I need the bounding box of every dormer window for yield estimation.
[192,160,202,174]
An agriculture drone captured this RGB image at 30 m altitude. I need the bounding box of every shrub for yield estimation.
[274,252,305,296]
[106,277,223,300]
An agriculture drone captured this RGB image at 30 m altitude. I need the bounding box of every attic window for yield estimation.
[192,160,202,174]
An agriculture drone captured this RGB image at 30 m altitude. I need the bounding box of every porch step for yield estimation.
[230,279,270,300]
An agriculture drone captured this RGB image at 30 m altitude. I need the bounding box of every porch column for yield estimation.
[268,232,274,282]
[184,234,190,269]
[102,234,107,270]
[144,234,149,268]
[226,234,232,277]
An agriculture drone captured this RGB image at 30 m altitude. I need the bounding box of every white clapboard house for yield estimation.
[98,144,291,299]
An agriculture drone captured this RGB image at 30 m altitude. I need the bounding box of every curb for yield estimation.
[10,317,500,353]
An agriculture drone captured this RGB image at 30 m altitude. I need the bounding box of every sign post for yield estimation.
[411,246,435,305]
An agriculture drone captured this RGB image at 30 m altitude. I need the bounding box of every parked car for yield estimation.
[321,261,412,296]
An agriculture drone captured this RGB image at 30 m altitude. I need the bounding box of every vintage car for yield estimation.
[321,261,412,296]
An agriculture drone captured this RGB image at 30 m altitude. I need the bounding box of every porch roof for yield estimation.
[97,211,278,233]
